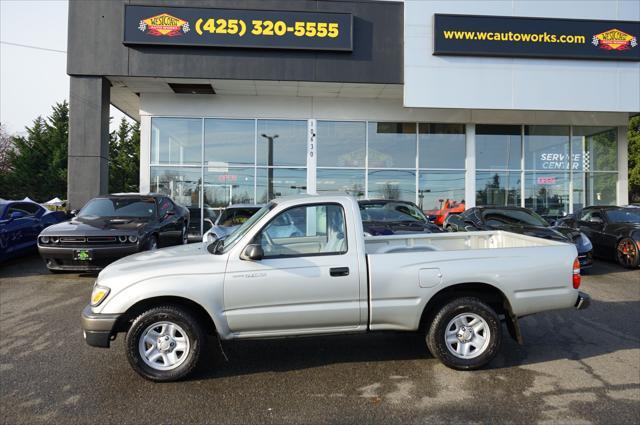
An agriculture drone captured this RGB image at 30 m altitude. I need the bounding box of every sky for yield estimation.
[0,0,130,135]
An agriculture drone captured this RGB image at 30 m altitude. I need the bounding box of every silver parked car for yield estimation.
[202,204,263,244]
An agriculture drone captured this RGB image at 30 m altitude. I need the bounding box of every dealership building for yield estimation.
[67,0,639,235]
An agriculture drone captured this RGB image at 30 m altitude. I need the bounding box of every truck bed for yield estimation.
[364,230,578,330]
[364,230,566,255]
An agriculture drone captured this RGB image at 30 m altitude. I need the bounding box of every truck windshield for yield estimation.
[79,198,157,218]
[220,203,275,254]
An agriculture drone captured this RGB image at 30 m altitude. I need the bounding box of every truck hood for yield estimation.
[96,243,227,290]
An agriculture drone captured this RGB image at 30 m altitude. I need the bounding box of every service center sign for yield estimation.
[434,14,640,61]
[124,5,353,51]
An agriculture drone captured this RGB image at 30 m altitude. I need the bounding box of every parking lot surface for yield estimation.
[1,254,639,425]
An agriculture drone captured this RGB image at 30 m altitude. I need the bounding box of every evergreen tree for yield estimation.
[108,117,140,193]
[628,115,640,203]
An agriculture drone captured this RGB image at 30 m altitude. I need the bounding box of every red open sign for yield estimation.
[537,176,556,185]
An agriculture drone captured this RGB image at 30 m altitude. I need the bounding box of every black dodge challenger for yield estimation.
[38,194,189,272]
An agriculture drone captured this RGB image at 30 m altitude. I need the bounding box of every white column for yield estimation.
[464,123,476,209]
[307,119,317,194]
[139,115,151,193]
[617,126,629,206]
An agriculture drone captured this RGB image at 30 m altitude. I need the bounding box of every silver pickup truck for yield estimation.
[81,194,590,382]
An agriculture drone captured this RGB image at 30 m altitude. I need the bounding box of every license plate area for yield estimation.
[73,249,93,261]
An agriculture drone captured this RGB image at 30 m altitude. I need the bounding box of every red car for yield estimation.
[424,199,465,226]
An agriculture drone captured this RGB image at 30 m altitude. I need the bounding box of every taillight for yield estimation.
[572,258,581,289]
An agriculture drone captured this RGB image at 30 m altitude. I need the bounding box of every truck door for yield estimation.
[223,203,362,334]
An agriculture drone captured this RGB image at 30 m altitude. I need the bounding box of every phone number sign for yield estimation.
[124,5,353,51]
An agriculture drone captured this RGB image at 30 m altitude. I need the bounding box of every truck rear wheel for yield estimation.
[125,305,203,382]
[426,297,502,370]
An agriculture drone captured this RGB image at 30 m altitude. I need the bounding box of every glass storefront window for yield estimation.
[367,122,417,168]
[476,125,521,170]
[204,167,254,207]
[418,171,465,211]
[151,118,202,165]
[524,172,570,217]
[257,120,307,167]
[317,121,366,167]
[367,170,416,202]
[256,168,307,203]
[572,127,617,172]
[524,126,570,171]
[150,167,201,208]
[585,172,617,206]
[204,119,254,166]
[419,123,465,169]
[316,169,366,198]
[476,171,521,207]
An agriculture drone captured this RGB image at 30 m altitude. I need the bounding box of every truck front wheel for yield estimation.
[426,297,502,370]
[125,305,204,382]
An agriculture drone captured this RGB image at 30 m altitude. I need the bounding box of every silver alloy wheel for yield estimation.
[138,321,190,371]
[444,313,491,359]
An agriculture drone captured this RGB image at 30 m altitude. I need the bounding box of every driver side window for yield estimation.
[259,204,347,258]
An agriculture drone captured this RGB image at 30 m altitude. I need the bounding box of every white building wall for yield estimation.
[404,0,640,112]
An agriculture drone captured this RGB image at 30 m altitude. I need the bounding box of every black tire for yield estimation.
[146,234,158,251]
[125,305,204,382]
[426,297,502,370]
[616,238,640,269]
[181,224,188,245]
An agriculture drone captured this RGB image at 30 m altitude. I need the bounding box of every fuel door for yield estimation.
[419,268,443,288]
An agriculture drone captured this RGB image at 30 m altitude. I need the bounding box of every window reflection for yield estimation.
[317,169,366,198]
[204,119,254,166]
[367,170,416,202]
[476,125,521,170]
[204,167,254,207]
[418,171,465,211]
[524,172,569,217]
[572,127,617,172]
[419,124,465,169]
[256,168,307,203]
[476,172,521,207]
[317,121,366,167]
[524,126,570,170]
[257,120,307,167]
[585,172,617,205]
[151,118,202,165]
[368,122,417,168]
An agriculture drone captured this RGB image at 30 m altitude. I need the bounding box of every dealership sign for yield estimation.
[433,14,640,61]
[124,5,353,51]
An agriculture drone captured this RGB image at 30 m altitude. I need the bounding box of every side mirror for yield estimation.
[69,209,78,217]
[241,244,264,261]
[165,210,175,217]
[589,217,604,225]
[9,211,26,220]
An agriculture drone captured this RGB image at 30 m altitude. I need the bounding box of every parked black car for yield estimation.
[444,206,593,269]
[358,200,443,236]
[556,206,640,268]
[38,194,189,272]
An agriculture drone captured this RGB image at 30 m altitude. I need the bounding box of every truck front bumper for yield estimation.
[81,305,121,348]
[575,291,591,310]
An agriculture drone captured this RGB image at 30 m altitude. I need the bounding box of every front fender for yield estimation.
[96,273,231,338]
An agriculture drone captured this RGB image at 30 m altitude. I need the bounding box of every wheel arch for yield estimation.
[419,282,522,343]
[114,296,217,336]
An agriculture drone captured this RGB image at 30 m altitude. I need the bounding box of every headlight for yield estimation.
[128,235,138,243]
[40,236,50,244]
[90,284,110,307]
[118,235,127,243]
[51,236,60,244]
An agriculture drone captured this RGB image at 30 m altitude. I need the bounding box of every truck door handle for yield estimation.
[330,267,349,277]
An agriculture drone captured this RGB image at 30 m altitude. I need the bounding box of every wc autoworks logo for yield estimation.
[138,13,190,37]
[592,28,637,51]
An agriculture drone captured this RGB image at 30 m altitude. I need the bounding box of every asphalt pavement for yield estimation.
[1,253,639,425]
